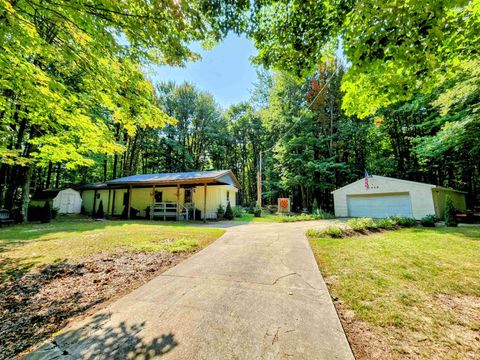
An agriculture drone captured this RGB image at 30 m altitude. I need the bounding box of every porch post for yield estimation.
[176,184,180,221]
[111,189,116,216]
[150,185,155,220]
[203,183,207,223]
[107,188,111,219]
[127,185,132,220]
[92,189,97,218]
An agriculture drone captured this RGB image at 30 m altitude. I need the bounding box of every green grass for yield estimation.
[235,213,284,222]
[0,217,225,280]
[236,212,334,223]
[308,226,480,358]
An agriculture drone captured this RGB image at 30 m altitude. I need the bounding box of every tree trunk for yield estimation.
[55,163,61,188]
[21,166,32,223]
[45,161,53,188]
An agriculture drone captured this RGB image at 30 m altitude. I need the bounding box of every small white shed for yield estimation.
[332,175,467,220]
[53,188,83,214]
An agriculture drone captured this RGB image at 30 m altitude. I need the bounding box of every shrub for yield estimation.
[312,198,319,214]
[280,212,335,222]
[390,216,417,227]
[224,201,234,220]
[41,201,52,223]
[96,200,105,219]
[216,204,225,220]
[253,205,262,217]
[347,217,378,231]
[420,215,437,227]
[232,206,243,218]
[375,218,397,230]
[444,196,458,227]
[308,225,346,238]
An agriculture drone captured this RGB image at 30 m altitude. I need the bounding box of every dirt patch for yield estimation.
[0,251,191,359]
[333,294,480,359]
[334,301,394,359]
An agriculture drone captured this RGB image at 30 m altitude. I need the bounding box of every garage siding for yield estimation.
[333,176,436,220]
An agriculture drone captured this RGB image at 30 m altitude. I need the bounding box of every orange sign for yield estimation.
[279,198,289,209]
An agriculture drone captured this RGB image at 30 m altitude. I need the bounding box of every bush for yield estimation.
[347,217,378,231]
[444,196,458,227]
[280,212,335,222]
[389,216,417,227]
[312,198,319,214]
[96,200,105,219]
[253,205,262,217]
[420,215,437,227]
[375,218,397,230]
[307,225,345,238]
[216,204,225,220]
[224,201,234,220]
[41,201,52,223]
[232,206,243,218]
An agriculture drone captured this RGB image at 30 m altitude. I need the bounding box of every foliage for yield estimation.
[420,215,437,227]
[347,217,378,231]
[253,205,262,218]
[216,204,225,220]
[389,216,417,228]
[374,218,397,230]
[41,201,52,224]
[444,196,458,227]
[307,226,346,239]
[232,206,244,218]
[96,200,105,219]
[224,201,234,220]
[280,212,334,222]
[312,198,319,214]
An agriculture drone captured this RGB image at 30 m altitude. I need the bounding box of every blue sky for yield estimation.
[148,34,258,109]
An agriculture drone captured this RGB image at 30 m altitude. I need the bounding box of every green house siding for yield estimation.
[432,189,467,219]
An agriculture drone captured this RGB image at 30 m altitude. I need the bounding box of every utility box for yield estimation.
[277,198,291,214]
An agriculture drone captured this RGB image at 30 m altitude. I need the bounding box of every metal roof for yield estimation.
[332,175,466,194]
[105,170,240,188]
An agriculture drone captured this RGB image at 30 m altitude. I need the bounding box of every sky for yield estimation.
[148,34,258,109]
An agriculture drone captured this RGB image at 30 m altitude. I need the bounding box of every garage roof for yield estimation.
[332,175,467,194]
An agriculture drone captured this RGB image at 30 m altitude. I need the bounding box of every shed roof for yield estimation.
[105,170,241,188]
[332,175,467,194]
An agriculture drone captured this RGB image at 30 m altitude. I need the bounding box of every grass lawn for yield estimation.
[236,212,334,223]
[0,217,225,358]
[235,213,284,222]
[308,226,480,359]
[0,217,224,280]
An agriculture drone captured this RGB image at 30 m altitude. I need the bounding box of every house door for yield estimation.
[184,189,192,204]
[65,194,75,213]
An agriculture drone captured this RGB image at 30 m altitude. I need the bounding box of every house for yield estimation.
[332,175,467,220]
[78,170,240,221]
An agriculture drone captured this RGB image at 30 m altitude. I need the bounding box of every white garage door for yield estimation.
[347,193,413,218]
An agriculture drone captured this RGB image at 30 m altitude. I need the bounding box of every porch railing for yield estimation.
[152,202,195,220]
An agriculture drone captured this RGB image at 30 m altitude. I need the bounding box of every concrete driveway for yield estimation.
[26,221,354,360]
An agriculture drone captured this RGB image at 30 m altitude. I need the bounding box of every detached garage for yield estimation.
[333,175,467,220]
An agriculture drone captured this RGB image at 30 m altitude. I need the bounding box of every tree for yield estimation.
[444,196,458,227]
[0,0,246,221]
[224,201,234,220]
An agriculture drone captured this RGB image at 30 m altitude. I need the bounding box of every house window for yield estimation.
[123,192,129,206]
[154,191,163,203]
[226,191,230,202]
